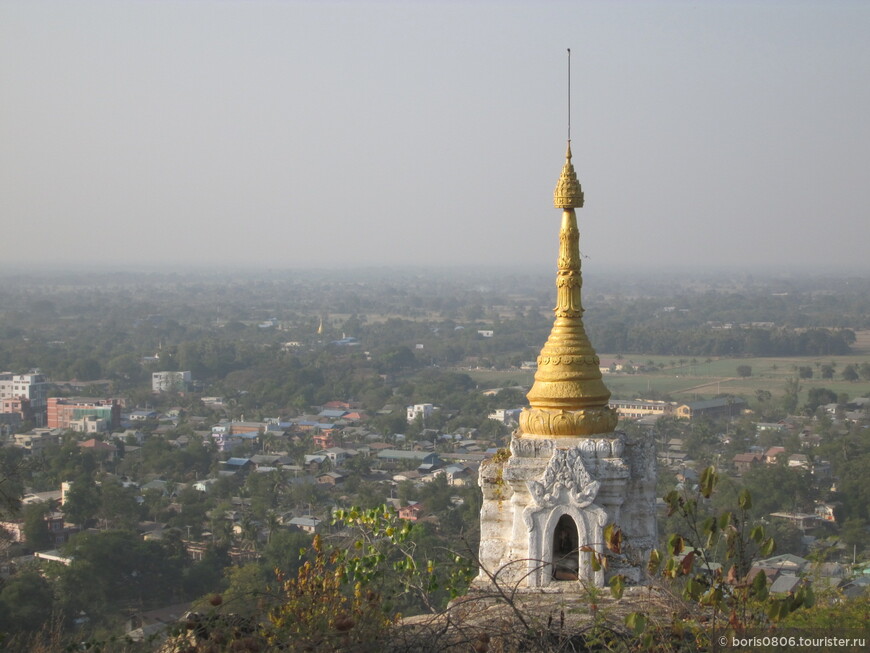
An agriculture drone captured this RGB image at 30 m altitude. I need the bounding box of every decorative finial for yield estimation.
[553,143,584,209]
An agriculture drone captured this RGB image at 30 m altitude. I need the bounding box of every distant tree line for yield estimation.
[587,325,855,357]
[0,272,864,395]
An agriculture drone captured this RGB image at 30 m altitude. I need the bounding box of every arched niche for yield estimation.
[552,514,580,580]
[526,504,606,588]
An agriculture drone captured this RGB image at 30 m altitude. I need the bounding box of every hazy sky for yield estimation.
[2,1,868,272]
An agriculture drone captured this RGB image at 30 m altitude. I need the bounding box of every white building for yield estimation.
[488,408,522,425]
[152,371,192,393]
[609,399,675,420]
[0,372,49,425]
[288,516,321,533]
[69,415,109,434]
[13,431,58,454]
[406,403,435,423]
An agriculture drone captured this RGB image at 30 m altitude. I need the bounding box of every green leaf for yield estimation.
[760,537,775,557]
[604,523,623,554]
[750,525,765,543]
[700,586,723,606]
[752,569,769,601]
[663,557,675,578]
[609,574,625,600]
[705,529,716,550]
[664,490,680,516]
[718,511,732,529]
[738,488,752,511]
[724,526,738,558]
[803,584,814,609]
[700,466,718,498]
[590,554,602,572]
[647,549,661,576]
[667,533,684,556]
[702,516,717,549]
[625,611,647,635]
[767,598,790,622]
[683,578,703,601]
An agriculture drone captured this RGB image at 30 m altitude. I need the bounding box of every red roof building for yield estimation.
[398,503,425,521]
[78,438,118,460]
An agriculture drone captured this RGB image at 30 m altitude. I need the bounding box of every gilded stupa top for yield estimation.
[518,141,617,438]
[553,142,584,209]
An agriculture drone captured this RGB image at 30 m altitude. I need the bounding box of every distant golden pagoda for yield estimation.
[518,142,618,437]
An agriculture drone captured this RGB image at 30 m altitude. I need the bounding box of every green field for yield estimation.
[604,357,870,403]
[463,349,870,405]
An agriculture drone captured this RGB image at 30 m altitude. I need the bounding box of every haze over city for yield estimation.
[2,1,868,273]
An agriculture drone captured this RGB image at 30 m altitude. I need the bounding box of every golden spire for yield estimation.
[518,143,618,438]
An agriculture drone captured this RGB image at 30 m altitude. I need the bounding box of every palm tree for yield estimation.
[268,469,288,503]
[265,510,281,546]
[211,516,233,548]
[240,515,260,552]
[262,432,281,454]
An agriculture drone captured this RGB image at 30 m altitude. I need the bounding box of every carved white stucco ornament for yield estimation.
[527,448,599,516]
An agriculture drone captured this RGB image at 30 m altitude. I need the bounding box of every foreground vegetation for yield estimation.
[6,468,868,652]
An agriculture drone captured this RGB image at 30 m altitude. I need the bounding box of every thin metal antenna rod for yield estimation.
[567,48,571,143]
